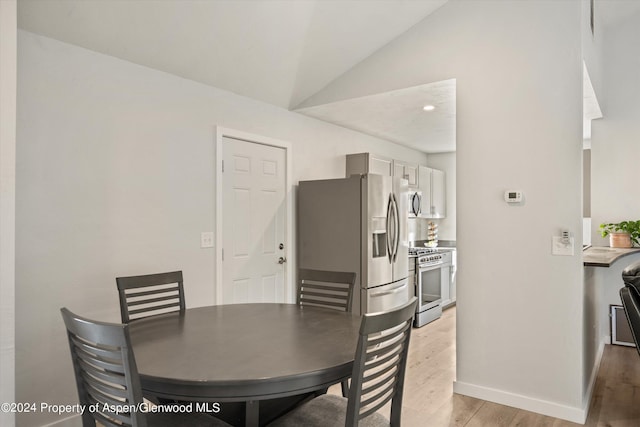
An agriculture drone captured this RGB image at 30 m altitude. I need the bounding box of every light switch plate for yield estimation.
[552,236,574,256]
[201,232,214,248]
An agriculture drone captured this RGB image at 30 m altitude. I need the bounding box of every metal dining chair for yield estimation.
[298,268,357,397]
[268,297,418,427]
[60,307,230,427]
[116,271,185,323]
[298,268,357,312]
[620,260,640,358]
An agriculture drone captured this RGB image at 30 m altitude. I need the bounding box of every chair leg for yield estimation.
[341,379,349,397]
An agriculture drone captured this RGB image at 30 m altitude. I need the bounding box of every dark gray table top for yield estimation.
[129,303,361,401]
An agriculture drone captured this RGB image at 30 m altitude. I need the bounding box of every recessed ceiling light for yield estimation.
[423,105,435,111]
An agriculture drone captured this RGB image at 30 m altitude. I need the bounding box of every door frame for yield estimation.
[215,126,294,304]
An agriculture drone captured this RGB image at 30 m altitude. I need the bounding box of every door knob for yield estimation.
[278,257,287,264]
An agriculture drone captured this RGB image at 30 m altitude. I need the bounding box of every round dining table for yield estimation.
[128,303,362,426]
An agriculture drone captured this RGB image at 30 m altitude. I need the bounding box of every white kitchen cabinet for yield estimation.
[430,168,445,217]
[393,160,419,188]
[418,166,446,218]
[345,152,393,177]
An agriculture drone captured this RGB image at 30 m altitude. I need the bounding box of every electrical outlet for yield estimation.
[201,232,214,248]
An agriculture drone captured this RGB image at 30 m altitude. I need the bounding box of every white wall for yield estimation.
[454,4,583,419]
[1,1,17,427]
[15,31,427,426]
[301,0,585,421]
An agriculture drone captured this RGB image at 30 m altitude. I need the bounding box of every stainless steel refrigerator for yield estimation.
[297,174,410,315]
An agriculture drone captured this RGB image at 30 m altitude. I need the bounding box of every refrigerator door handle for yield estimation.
[386,194,394,263]
[392,194,400,262]
[370,281,408,297]
[391,194,399,262]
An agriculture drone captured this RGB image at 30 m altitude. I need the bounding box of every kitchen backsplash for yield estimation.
[409,217,438,244]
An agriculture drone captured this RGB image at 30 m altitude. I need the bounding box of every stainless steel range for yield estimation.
[409,247,452,327]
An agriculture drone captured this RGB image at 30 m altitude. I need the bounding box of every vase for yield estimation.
[610,232,632,248]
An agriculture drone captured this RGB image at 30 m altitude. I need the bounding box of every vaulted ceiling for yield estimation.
[18,0,448,110]
[17,0,455,152]
[17,0,640,154]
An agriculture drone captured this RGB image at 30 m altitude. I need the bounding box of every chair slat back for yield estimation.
[298,269,357,312]
[346,297,417,427]
[620,285,640,359]
[116,271,185,323]
[61,308,146,427]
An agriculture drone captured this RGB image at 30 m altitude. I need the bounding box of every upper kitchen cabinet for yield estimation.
[346,152,394,177]
[393,160,419,188]
[345,153,418,188]
[419,166,446,218]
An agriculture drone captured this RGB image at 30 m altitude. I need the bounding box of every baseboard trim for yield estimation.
[452,381,586,424]
[581,337,607,418]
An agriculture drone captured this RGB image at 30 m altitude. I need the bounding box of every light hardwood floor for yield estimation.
[331,306,640,426]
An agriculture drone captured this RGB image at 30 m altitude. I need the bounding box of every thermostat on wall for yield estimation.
[504,190,523,203]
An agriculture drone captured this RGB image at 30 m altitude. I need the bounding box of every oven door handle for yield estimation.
[419,262,444,272]
[370,282,407,297]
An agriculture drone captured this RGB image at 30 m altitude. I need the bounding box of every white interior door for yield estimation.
[221,136,287,303]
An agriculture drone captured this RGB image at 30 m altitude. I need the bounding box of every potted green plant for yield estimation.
[599,220,640,248]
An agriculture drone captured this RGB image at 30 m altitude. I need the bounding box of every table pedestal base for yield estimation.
[215,393,317,426]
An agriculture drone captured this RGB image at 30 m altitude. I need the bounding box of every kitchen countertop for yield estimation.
[411,240,456,249]
[583,246,640,267]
